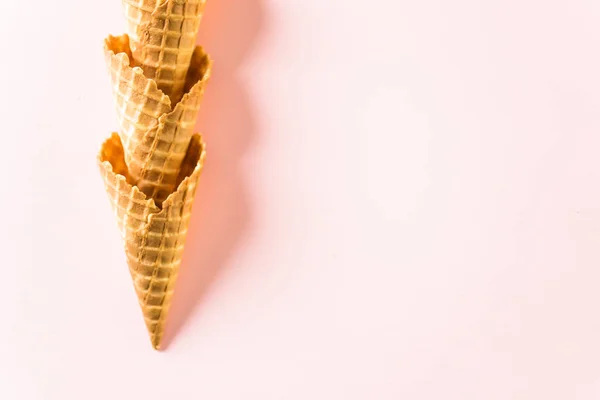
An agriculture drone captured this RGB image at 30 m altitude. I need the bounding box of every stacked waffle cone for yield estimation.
[98,0,211,349]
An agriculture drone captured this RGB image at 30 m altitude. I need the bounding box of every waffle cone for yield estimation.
[104,34,211,207]
[122,0,207,103]
[99,132,206,349]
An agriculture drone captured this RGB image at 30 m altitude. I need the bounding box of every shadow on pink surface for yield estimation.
[161,0,264,349]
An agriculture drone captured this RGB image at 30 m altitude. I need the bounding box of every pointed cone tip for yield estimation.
[151,338,163,351]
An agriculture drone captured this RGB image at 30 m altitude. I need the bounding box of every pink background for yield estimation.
[2,0,600,398]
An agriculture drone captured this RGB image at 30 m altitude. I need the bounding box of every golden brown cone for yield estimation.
[122,0,207,103]
[99,132,206,349]
[104,34,211,207]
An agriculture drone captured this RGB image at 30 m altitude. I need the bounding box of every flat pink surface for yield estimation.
[2,0,600,398]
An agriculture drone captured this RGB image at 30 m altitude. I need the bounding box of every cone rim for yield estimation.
[104,33,213,110]
[98,132,206,213]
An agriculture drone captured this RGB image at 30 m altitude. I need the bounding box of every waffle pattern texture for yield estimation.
[98,0,211,350]
[123,0,207,103]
